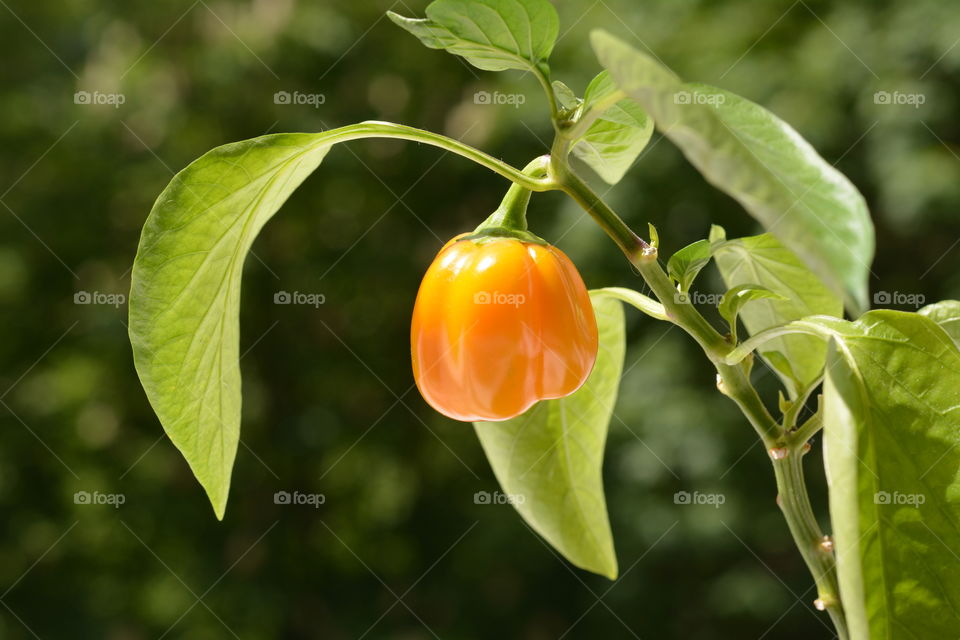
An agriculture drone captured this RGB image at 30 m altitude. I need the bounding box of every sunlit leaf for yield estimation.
[592,30,875,314]
[815,310,960,638]
[569,71,653,184]
[717,283,784,342]
[130,133,336,518]
[388,0,558,75]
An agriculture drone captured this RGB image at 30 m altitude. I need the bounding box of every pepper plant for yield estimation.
[127,1,960,637]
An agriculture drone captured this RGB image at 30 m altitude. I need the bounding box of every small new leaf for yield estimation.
[647,223,659,250]
[387,0,558,75]
[567,71,653,184]
[718,284,784,342]
[552,79,580,111]
[712,227,842,396]
[667,239,712,294]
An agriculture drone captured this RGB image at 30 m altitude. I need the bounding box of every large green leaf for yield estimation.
[387,0,558,75]
[591,30,875,315]
[919,300,960,347]
[129,133,336,518]
[711,226,842,395]
[818,310,960,638]
[568,71,653,184]
[473,291,625,579]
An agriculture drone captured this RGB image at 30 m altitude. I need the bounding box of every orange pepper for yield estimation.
[411,233,598,422]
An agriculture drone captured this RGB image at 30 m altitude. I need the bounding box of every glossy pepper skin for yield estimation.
[411,234,599,422]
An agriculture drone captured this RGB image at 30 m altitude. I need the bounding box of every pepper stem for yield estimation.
[477,181,532,231]
[473,156,550,235]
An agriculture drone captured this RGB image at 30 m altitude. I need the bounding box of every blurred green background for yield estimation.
[1,0,959,637]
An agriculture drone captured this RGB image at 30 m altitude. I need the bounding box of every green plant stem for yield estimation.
[554,161,847,638]
[774,449,848,639]
[724,318,836,366]
[320,121,557,192]
[534,67,561,124]
[555,167,778,445]
[550,160,649,261]
[791,411,823,446]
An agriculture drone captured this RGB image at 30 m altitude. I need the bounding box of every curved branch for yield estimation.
[320,121,558,192]
[592,287,668,321]
[724,318,837,366]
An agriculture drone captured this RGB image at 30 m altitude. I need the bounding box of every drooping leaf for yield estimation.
[816,310,960,639]
[919,300,960,347]
[387,0,558,75]
[591,30,875,315]
[568,71,653,184]
[712,225,842,395]
[717,284,784,342]
[473,291,625,579]
[667,239,711,294]
[129,133,337,518]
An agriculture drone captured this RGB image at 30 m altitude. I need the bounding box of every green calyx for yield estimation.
[460,226,549,246]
